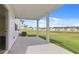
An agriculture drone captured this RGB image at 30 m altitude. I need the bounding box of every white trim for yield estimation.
[46,16,49,42]
[5,8,9,50]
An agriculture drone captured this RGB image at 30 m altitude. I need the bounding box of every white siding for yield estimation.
[7,6,19,50]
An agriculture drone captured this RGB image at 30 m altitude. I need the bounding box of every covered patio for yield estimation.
[3,4,73,54]
[5,4,63,42]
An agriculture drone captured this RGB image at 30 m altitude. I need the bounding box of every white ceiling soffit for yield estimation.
[9,4,63,20]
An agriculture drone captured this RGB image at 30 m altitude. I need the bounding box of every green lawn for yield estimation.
[50,32,79,53]
[21,29,79,53]
[27,29,36,36]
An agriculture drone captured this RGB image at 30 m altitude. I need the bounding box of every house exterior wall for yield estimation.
[6,6,19,50]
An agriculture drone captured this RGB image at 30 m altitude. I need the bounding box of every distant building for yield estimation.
[50,27,79,32]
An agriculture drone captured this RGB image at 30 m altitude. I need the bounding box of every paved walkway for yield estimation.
[7,37,73,54]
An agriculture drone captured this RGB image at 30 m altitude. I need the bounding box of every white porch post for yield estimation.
[46,16,50,42]
[36,20,39,37]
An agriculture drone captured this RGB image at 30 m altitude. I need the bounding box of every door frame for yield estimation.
[3,4,9,50]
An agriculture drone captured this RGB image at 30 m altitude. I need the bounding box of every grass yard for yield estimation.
[20,29,79,53]
[39,31,79,53]
[50,32,79,53]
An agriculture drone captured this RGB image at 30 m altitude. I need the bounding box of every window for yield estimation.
[15,23,18,31]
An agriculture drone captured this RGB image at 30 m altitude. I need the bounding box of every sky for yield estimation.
[23,4,79,27]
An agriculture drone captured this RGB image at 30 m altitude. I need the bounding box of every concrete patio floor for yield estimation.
[7,36,73,54]
[0,50,5,54]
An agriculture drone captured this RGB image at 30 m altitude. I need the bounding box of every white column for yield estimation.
[36,20,39,37]
[46,16,49,42]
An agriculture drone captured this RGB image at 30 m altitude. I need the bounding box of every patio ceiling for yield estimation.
[6,4,63,20]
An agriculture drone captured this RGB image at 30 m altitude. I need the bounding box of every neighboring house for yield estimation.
[39,27,46,31]
[50,27,79,32]
[33,27,37,30]
[27,27,33,30]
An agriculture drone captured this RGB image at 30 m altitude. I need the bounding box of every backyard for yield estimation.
[21,29,79,54]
